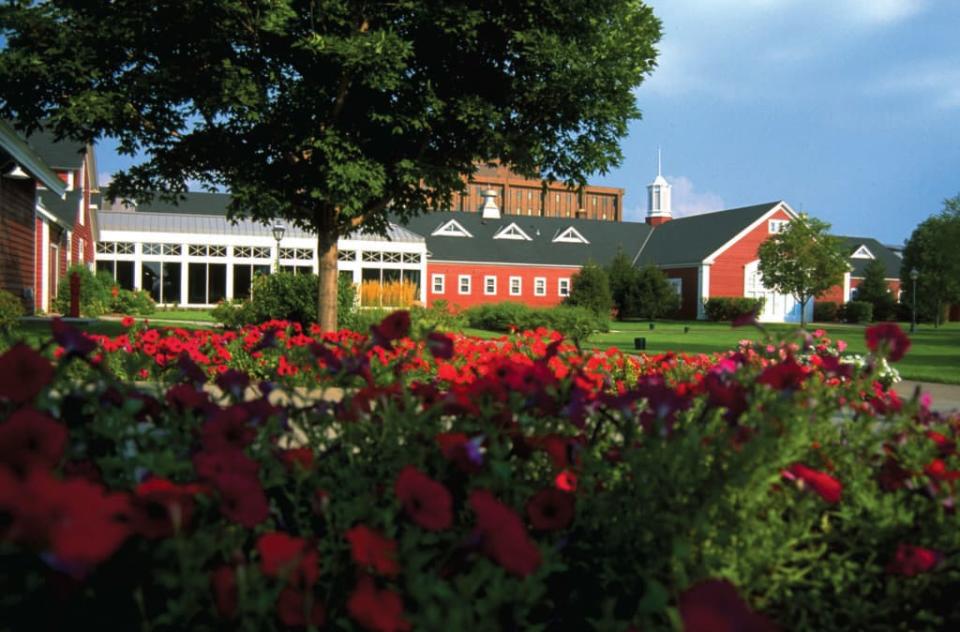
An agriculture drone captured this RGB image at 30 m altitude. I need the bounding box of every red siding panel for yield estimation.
[426,262,579,309]
[710,208,793,298]
[0,177,36,311]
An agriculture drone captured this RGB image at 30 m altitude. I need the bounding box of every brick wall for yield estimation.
[0,177,36,311]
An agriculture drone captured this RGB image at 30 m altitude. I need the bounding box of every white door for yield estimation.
[744,260,810,323]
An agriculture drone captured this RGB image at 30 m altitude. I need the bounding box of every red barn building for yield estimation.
[816,237,902,306]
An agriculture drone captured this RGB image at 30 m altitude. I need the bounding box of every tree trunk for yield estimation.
[317,232,339,332]
[799,295,808,329]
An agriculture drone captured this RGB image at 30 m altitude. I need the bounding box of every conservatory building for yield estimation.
[95,194,427,307]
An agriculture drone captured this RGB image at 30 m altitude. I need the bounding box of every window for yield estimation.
[494,223,532,241]
[96,260,135,290]
[534,277,546,296]
[188,262,227,304]
[432,219,473,238]
[769,219,788,234]
[280,265,313,275]
[668,278,682,296]
[553,226,590,244]
[143,243,162,256]
[338,249,356,262]
[458,275,471,295]
[280,247,313,260]
[851,245,875,259]
[233,264,271,299]
[484,276,497,295]
[432,274,445,294]
[96,241,135,255]
[402,252,420,264]
[558,278,570,297]
[509,276,522,296]
[142,261,182,304]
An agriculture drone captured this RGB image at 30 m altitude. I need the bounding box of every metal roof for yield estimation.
[97,210,424,243]
[38,190,82,229]
[837,236,903,279]
[0,121,67,194]
[23,129,87,170]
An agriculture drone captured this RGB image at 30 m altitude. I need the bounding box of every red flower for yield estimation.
[435,432,483,474]
[866,323,911,362]
[200,405,254,452]
[257,532,319,588]
[554,469,578,492]
[193,449,260,484]
[51,318,97,356]
[0,343,54,404]
[886,543,941,576]
[120,316,136,328]
[526,488,575,531]
[277,586,326,628]
[783,463,842,504]
[373,310,411,342]
[757,358,808,391]
[347,575,411,632]
[426,332,455,359]
[679,579,778,632]
[131,477,204,538]
[216,473,269,528]
[165,384,213,413]
[0,408,67,475]
[279,447,314,471]
[394,466,453,531]
[211,565,238,619]
[469,489,542,577]
[345,524,400,577]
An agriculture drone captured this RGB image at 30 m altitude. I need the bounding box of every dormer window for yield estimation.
[431,219,473,238]
[493,222,532,241]
[851,245,875,259]
[769,219,788,234]
[552,226,590,244]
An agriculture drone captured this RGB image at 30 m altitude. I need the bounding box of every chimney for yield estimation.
[480,188,501,220]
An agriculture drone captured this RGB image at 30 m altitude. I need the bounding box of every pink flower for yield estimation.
[679,579,778,632]
[782,463,842,504]
[886,543,941,576]
[865,323,911,362]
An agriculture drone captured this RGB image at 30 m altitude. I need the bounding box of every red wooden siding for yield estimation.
[710,208,793,297]
[0,177,37,311]
[426,262,579,309]
[663,267,699,319]
[34,217,43,310]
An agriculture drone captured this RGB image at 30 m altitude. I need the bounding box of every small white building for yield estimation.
[95,193,427,307]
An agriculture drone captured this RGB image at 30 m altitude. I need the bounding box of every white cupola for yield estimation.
[646,147,672,226]
[480,188,501,220]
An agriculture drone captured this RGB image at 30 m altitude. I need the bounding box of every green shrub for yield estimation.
[565,261,613,318]
[842,300,874,324]
[52,265,114,316]
[210,298,258,329]
[813,301,839,323]
[465,302,607,344]
[110,289,156,315]
[0,289,25,334]
[214,273,359,329]
[409,300,467,338]
[704,297,766,322]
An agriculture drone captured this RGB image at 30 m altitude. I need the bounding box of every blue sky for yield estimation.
[96,0,958,246]
[597,0,960,245]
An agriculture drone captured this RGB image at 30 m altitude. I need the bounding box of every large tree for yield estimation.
[0,0,661,329]
[855,258,895,322]
[757,214,848,328]
[901,194,960,327]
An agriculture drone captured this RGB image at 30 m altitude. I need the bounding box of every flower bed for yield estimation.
[0,315,957,630]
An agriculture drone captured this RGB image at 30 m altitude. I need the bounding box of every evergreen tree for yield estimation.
[566,262,613,318]
[606,249,640,320]
[901,194,960,326]
[633,265,680,320]
[855,258,896,322]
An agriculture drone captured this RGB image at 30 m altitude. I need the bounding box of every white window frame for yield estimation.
[558,278,570,297]
[534,277,546,297]
[668,278,682,296]
[432,273,445,294]
[509,276,522,296]
[432,219,473,238]
[768,219,788,234]
[484,275,497,296]
[851,245,875,259]
[458,274,472,295]
[493,222,533,241]
[553,226,590,244]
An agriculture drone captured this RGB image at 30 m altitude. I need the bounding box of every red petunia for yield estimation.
[679,579,778,632]
[276,586,326,628]
[257,532,319,588]
[865,323,911,362]
[394,466,453,531]
[0,343,54,404]
[526,488,575,531]
[0,408,68,474]
[131,477,204,538]
[469,489,542,577]
[345,524,400,577]
[426,332,455,359]
[215,473,269,528]
[886,543,941,576]
[347,575,411,632]
[757,358,808,391]
[120,316,136,328]
[200,405,254,452]
[373,310,411,342]
[782,463,842,504]
[435,432,484,474]
[278,447,314,472]
[193,449,260,484]
[51,318,97,356]
[211,565,238,619]
[165,383,213,413]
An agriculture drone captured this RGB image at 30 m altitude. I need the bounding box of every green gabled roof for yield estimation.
[38,190,82,229]
[135,191,233,215]
[635,202,783,266]
[837,236,902,279]
[0,121,67,194]
[23,129,86,170]
[398,211,652,267]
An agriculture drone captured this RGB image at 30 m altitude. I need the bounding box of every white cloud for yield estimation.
[869,60,960,110]
[97,172,113,187]
[668,176,726,217]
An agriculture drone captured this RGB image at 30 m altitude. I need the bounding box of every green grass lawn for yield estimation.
[144,309,217,323]
[458,320,960,385]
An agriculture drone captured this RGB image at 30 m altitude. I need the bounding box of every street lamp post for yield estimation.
[272,223,286,272]
[910,267,919,334]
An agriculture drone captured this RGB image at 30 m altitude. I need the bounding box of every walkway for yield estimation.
[893,380,960,414]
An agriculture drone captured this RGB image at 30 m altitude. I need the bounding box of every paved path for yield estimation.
[893,380,960,414]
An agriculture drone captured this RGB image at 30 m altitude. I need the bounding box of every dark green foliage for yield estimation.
[842,300,874,324]
[465,302,608,344]
[214,272,358,328]
[408,300,467,338]
[52,266,114,316]
[855,259,896,321]
[0,289,24,334]
[632,265,681,320]
[0,0,662,328]
[813,301,839,323]
[606,249,637,320]
[900,194,960,326]
[565,261,613,318]
[704,297,766,322]
[111,289,156,316]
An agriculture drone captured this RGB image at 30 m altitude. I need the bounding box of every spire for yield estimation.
[646,148,672,226]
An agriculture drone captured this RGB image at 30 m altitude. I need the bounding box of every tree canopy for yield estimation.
[0,0,662,328]
[901,194,960,326]
[757,214,848,328]
[565,261,612,319]
[855,258,895,322]
[606,250,677,320]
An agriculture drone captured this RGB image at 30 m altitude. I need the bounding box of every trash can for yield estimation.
[634,337,646,350]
